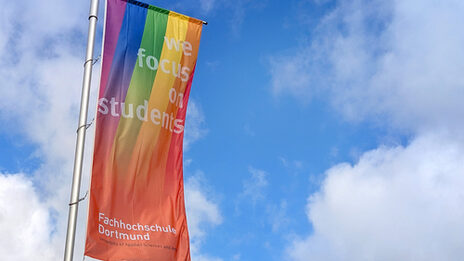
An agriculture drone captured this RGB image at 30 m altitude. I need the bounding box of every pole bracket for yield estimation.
[83,55,101,67]
[76,118,94,133]
[68,190,89,206]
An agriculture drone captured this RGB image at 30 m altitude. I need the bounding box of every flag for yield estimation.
[85,0,203,259]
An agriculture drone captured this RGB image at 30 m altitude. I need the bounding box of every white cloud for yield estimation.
[273,1,464,259]
[240,167,269,205]
[0,0,94,259]
[287,132,464,261]
[190,254,223,261]
[0,173,58,260]
[279,157,303,171]
[170,0,217,16]
[269,53,315,102]
[185,174,223,261]
[199,0,216,14]
[267,200,290,233]
[243,123,255,136]
[269,0,464,132]
[184,100,208,151]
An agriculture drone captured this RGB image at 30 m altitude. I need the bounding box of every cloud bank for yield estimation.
[270,0,464,132]
[269,0,464,260]
[288,133,464,261]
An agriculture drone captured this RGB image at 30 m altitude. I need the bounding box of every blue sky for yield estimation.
[1,0,464,260]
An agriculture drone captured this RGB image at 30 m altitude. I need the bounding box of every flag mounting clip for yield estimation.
[68,190,89,206]
[83,55,101,67]
[76,118,94,133]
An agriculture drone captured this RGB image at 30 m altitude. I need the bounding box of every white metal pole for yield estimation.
[64,0,99,260]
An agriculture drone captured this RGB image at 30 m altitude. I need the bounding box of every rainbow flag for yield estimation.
[85,0,203,259]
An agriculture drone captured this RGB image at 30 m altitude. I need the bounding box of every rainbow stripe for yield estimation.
[85,0,202,260]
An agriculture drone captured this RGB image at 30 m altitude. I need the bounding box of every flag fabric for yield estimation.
[84,0,203,259]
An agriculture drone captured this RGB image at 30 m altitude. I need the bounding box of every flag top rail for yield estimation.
[121,0,208,25]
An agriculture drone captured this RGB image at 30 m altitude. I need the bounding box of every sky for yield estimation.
[0,0,464,260]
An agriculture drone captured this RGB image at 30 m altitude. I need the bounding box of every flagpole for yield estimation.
[64,0,99,260]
